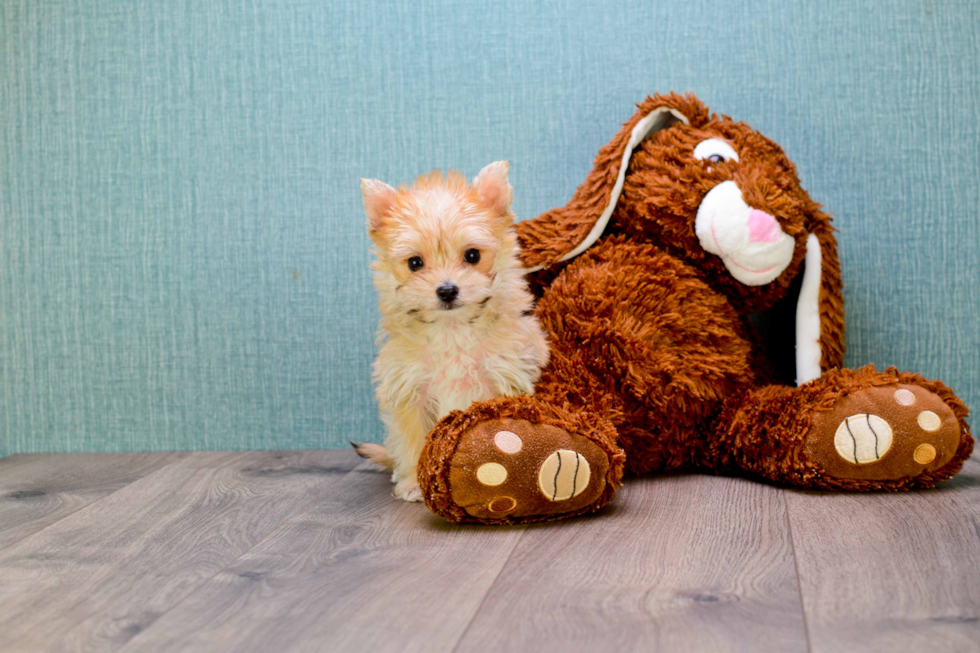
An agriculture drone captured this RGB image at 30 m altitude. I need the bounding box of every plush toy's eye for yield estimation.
[464,248,481,264]
[694,138,739,164]
[407,256,424,272]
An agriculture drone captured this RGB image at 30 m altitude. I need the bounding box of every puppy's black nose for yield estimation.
[436,284,459,304]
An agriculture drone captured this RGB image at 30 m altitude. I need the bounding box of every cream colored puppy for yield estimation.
[354,162,549,502]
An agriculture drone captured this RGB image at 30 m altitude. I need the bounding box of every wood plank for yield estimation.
[455,474,809,653]
[0,453,182,550]
[0,450,360,653]
[787,455,980,652]
[116,461,527,653]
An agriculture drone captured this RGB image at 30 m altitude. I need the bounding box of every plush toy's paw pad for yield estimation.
[448,419,611,521]
[537,450,591,501]
[808,384,961,481]
[833,414,894,464]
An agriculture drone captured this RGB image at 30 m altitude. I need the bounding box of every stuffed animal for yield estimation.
[415,92,974,524]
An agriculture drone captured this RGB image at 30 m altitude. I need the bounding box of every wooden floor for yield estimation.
[0,451,978,653]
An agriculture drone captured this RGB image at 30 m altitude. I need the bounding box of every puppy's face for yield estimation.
[362,162,515,322]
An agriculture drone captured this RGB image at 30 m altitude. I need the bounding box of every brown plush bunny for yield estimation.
[416,92,974,525]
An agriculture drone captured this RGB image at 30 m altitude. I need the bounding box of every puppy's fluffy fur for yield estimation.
[354,162,549,501]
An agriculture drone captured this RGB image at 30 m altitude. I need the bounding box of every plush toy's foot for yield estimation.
[806,382,963,484]
[444,418,611,521]
[418,396,625,524]
[720,366,972,491]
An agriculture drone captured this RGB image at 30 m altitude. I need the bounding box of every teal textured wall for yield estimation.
[1,0,978,455]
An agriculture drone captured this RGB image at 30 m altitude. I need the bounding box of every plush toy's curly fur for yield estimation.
[417,93,973,525]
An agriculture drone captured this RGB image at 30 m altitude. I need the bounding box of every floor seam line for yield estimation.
[0,452,189,554]
[116,456,367,651]
[783,490,814,653]
[450,525,528,653]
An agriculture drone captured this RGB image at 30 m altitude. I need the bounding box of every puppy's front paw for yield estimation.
[393,480,424,502]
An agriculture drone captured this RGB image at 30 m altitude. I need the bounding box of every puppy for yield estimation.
[354,162,549,501]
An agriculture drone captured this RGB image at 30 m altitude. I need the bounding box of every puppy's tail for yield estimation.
[350,441,395,471]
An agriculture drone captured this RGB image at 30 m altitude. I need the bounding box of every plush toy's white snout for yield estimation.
[694,181,796,286]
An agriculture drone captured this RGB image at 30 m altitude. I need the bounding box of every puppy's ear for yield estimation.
[361,178,397,239]
[473,161,513,218]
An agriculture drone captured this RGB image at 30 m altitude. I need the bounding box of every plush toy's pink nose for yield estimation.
[748,209,782,243]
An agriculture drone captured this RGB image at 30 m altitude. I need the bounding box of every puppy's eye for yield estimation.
[407,256,424,272]
[693,138,739,165]
[464,249,481,264]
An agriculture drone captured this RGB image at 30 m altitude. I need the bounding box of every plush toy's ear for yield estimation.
[516,93,710,270]
[794,204,845,384]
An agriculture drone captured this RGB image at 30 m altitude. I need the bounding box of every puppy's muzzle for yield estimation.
[436,284,459,306]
